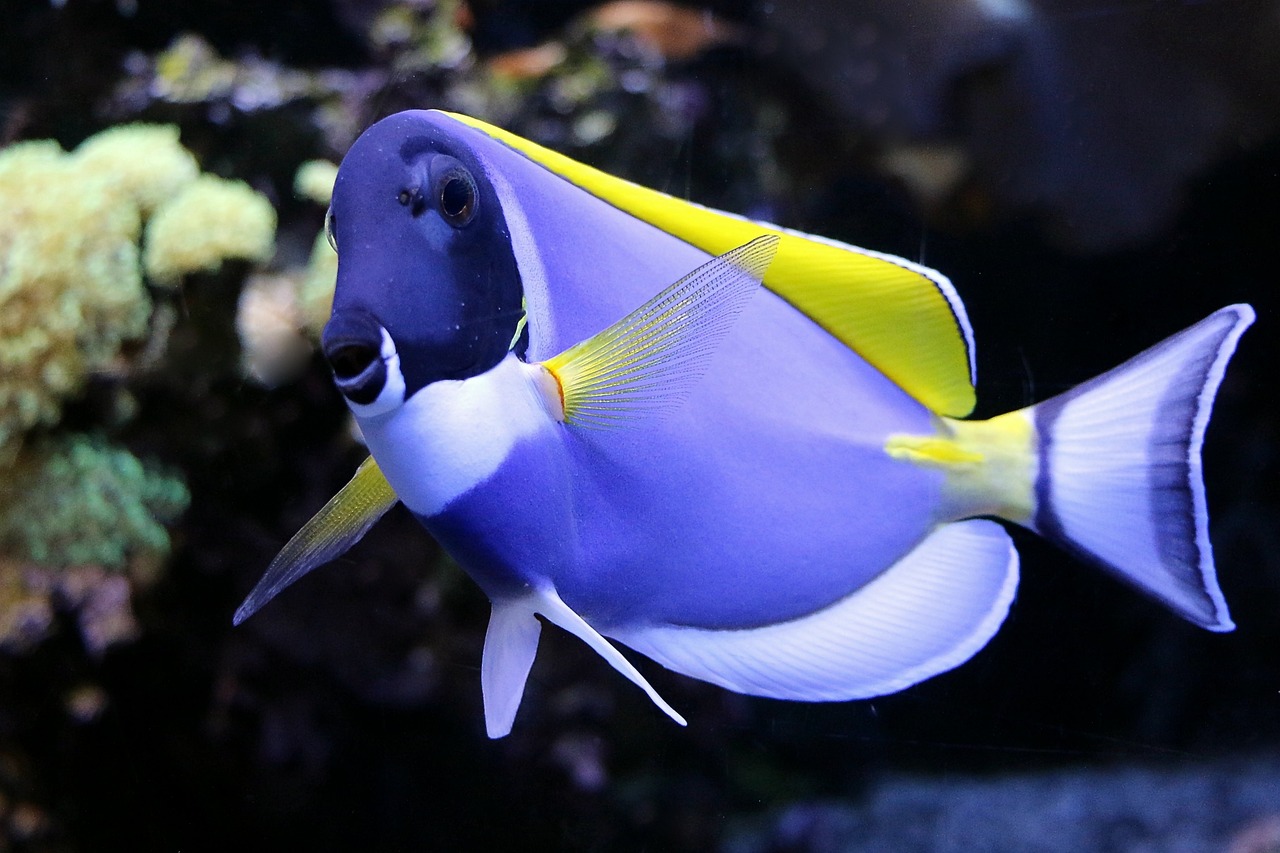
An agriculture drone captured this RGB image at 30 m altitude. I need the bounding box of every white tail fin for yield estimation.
[1029,305,1253,630]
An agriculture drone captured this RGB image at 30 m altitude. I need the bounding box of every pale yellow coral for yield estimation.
[300,230,337,335]
[143,174,277,285]
[234,170,335,384]
[234,230,335,386]
[71,124,200,216]
[294,159,339,205]
[0,123,279,463]
[0,137,151,462]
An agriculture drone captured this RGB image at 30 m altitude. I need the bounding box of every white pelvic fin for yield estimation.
[482,600,543,738]
[541,235,779,427]
[533,587,687,727]
[233,456,398,625]
[1030,304,1254,631]
[610,520,1019,701]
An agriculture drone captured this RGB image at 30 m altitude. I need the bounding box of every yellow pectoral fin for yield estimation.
[233,456,398,624]
[542,235,779,427]
[447,111,976,417]
[887,411,1038,524]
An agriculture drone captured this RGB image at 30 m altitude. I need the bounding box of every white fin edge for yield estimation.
[1031,304,1254,631]
[648,193,978,388]
[541,235,779,428]
[482,600,542,738]
[609,520,1019,701]
[533,587,687,727]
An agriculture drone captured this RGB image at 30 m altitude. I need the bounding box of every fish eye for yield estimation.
[436,167,477,227]
[324,207,338,252]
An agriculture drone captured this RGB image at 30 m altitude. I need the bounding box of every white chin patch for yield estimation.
[347,327,406,419]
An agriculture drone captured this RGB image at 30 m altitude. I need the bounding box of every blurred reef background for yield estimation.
[1,0,1278,850]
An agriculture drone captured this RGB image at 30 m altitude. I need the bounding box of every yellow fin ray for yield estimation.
[447,112,976,416]
[542,236,779,428]
[233,456,398,624]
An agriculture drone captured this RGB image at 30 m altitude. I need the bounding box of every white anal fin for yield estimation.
[610,520,1019,701]
[533,587,687,727]
[482,601,542,738]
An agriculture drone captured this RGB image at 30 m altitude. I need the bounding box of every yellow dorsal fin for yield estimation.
[447,112,976,417]
[542,236,779,427]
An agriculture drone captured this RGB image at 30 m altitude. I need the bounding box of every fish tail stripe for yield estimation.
[444,111,977,417]
[608,520,1019,701]
[1030,304,1254,631]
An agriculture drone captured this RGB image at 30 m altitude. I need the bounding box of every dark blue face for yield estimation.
[321,111,524,408]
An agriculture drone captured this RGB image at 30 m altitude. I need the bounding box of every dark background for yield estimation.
[1,0,1277,850]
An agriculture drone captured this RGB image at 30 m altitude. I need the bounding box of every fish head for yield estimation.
[321,111,524,417]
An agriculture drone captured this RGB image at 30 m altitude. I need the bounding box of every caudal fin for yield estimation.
[1029,305,1253,631]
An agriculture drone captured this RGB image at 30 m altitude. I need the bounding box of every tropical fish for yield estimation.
[235,110,1254,738]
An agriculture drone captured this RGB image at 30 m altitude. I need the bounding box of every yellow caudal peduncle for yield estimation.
[885,410,1038,525]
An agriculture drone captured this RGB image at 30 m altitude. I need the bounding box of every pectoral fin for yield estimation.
[540,235,779,427]
[233,456,398,625]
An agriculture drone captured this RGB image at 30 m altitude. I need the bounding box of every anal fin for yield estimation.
[609,520,1019,701]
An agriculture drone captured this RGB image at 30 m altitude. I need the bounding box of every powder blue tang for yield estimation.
[236,110,1253,739]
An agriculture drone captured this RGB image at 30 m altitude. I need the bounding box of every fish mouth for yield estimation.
[322,310,393,406]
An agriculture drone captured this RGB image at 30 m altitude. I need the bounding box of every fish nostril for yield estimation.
[327,343,380,380]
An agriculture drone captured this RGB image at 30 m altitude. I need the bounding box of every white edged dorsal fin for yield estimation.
[540,235,779,427]
[482,600,543,738]
[233,456,398,625]
[608,520,1019,700]
[534,587,687,727]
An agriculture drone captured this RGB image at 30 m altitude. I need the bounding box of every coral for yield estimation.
[0,123,277,464]
[143,174,277,285]
[236,162,336,385]
[0,433,185,654]
[0,435,188,571]
[293,159,338,205]
[292,160,339,333]
[0,559,54,652]
[0,135,151,463]
[236,273,312,386]
[299,230,337,334]
[0,559,145,655]
[71,124,200,216]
